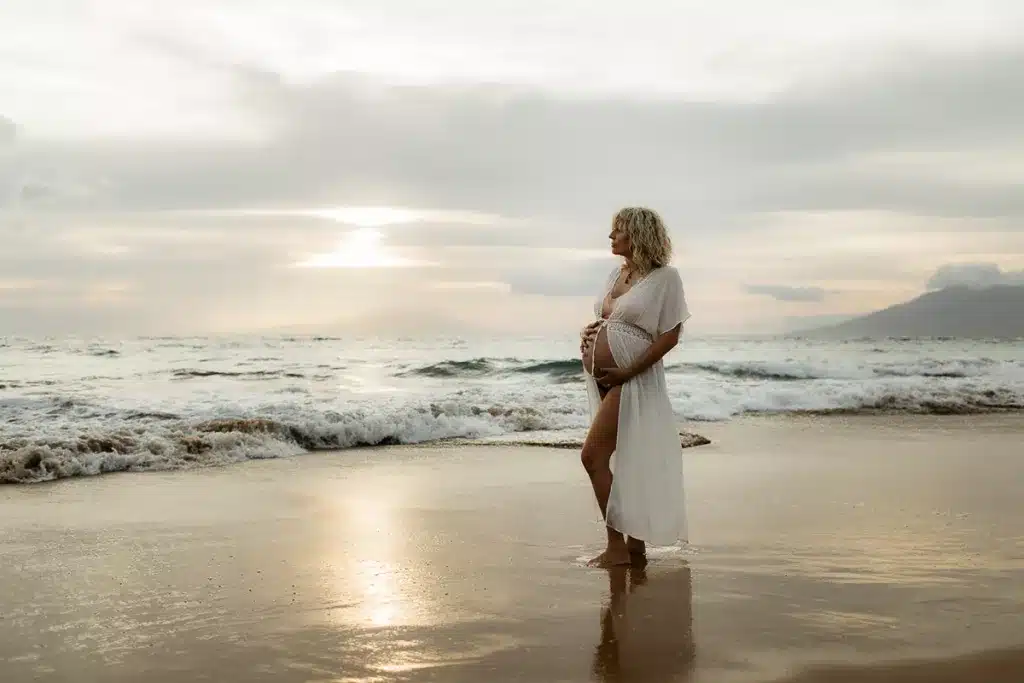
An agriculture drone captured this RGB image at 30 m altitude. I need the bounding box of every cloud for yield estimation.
[926,263,1024,290]
[745,285,832,303]
[0,208,609,335]
[500,257,618,297]
[10,46,1024,224]
[3,9,1024,336]
[0,115,22,207]
[10,1,1019,145]
[0,116,15,146]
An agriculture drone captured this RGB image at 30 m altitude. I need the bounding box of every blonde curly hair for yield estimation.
[614,206,673,276]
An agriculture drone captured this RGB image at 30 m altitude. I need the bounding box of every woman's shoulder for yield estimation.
[650,265,684,293]
[652,264,682,279]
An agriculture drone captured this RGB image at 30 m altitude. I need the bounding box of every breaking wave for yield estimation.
[3,377,1022,484]
[396,356,1016,384]
[672,358,1008,382]
[399,358,584,383]
[171,369,309,380]
[2,335,1021,484]
[0,398,580,485]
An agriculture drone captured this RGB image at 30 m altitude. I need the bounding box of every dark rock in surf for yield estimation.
[679,432,712,448]
[500,431,711,450]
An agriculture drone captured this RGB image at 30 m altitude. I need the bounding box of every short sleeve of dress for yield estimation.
[657,267,691,336]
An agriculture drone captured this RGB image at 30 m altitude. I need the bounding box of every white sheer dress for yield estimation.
[584,265,691,546]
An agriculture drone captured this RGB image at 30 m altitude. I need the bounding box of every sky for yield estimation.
[2,0,1024,338]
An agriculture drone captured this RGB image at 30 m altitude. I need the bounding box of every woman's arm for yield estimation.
[627,324,681,378]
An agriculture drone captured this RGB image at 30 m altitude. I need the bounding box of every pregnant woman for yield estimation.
[579,207,691,567]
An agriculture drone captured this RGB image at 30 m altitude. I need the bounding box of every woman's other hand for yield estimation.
[594,366,632,387]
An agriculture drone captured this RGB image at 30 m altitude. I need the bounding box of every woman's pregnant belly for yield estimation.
[584,324,618,375]
[583,321,653,378]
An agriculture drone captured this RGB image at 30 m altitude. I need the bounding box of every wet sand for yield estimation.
[1,414,1022,682]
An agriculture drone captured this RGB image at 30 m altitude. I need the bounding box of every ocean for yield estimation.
[2,335,1022,484]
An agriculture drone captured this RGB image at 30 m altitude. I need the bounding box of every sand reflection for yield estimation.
[592,563,696,682]
[322,493,411,629]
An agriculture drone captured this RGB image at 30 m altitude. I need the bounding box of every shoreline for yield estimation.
[5,410,1024,486]
[2,414,1022,681]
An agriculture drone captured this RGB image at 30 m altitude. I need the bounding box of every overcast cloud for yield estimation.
[2,0,1023,337]
[744,285,832,303]
[927,263,1024,290]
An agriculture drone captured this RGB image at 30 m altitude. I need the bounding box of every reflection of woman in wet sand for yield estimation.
[592,564,696,682]
[580,207,691,567]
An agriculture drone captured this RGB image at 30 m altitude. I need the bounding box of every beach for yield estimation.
[1,414,1022,682]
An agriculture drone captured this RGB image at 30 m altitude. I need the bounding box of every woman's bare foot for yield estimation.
[588,548,632,567]
[626,536,643,565]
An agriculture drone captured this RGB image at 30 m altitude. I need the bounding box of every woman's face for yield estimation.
[609,221,631,257]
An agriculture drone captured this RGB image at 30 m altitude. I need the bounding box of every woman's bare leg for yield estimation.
[581,385,630,567]
[627,537,647,564]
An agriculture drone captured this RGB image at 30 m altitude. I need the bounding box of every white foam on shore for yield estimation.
[572,544,699,567]
[2,336,1021,484]
[4,371,1023,484]
[0,391,594,484]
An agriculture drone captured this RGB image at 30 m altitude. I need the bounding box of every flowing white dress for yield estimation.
[584,265,691,547]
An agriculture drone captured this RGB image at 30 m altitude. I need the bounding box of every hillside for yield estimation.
[801,285,1024,340]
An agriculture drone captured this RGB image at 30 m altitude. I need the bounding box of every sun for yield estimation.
[311,206,419,227]
[296,228,421,269]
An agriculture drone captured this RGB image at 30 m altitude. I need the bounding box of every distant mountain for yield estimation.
[799,285,1024,340]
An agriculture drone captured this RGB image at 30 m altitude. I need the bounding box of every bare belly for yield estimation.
[582,323,619,376]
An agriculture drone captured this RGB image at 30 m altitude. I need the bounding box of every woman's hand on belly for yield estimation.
[593,366,632,387]
[580,320,602,344]
[579,320,602,365]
